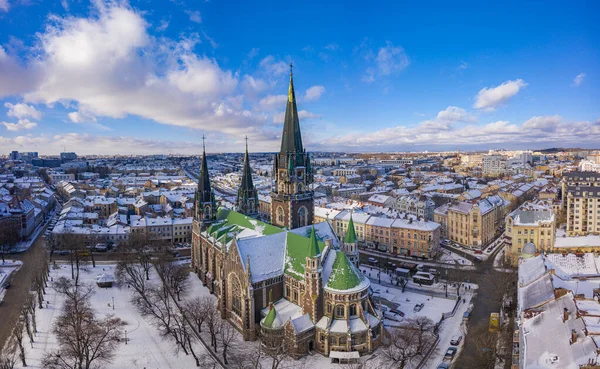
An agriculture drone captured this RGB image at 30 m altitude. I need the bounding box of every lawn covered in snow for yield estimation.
[438,249,473,266]
[14,262,212,369]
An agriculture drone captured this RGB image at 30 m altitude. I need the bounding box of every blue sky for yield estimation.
[0,0,598,154]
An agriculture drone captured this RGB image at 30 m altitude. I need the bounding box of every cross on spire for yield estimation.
[289,62,293,76]
[202,134,206,152]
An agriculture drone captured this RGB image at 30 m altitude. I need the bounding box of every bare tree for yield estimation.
[11,320,26,367]
[24,293,38,335]
[119,232,155,281]
[380,317,436,369]
[0,222,20,263]
[43,279,124,369]
[218,320,237,365]
[154,257,191,302]
[56,232,88,285]
[461,322,502,369]
[183,296,214,334]
[0,350,16,369]
[205,301,223,351]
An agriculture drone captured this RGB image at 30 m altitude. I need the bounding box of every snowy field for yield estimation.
[13,262,212,369]
[438,249,473,266]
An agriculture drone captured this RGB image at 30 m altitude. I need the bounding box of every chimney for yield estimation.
[571,329,578,344]
[564,308,569,322]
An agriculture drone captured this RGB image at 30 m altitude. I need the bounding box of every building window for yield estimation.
[298,207,308,227]
[349,304,357,316]
[277,206,284,224]
[339,336,347,345]
[335,305,345,318]
[231,278,242,317]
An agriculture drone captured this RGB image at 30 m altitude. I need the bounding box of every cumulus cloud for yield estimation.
[435,106,476,123]
[304,85,325,101]
[321,111,600,150]
[273,110,320,124]
[241,75,268,96]
[573,73,586,86]
[0,2,283,146]
[522,115,562,132]
[473,79,527,111]
[68,110,97,123]
[5,102,42,120]
[259,94,287,110]
[0,0,8,12]
[2,119,37,131]
[376,42,410,76]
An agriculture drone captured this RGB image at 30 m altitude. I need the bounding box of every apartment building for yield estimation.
[505,208,555,265]
[395,195,436,221]
[437,197,505,248]
[325,209,440,259]
[562,171,600,236]
[482,154,507,177]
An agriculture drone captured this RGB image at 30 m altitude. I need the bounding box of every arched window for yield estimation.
[231,277,242,317]
[298,207,308,227]
[349,304,357,316]
[277,206,284,224]
[327,303,332,314]
[335,305,345,318]
[339,336,347,345]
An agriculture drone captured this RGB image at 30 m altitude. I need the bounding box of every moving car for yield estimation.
[368,257,378,265]
[450,334,463,345]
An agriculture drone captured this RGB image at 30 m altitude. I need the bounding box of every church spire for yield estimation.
[195,135,216,224]
[280,63,304,155]
[236,136,258,216]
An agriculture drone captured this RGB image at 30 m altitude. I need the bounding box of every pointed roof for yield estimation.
[343,214,357,244]
[280,65,304,155]
[239,137,255,193]
[326,251,363,291]
[196,136,212,205]
[307,226,320,258]
[262,304,283,328]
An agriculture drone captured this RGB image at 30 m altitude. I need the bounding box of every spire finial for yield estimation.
[289,62,293,76]
[202,134,206,153]
[245,135,248,152]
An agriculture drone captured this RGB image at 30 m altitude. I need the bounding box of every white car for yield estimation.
[450,334,463,346]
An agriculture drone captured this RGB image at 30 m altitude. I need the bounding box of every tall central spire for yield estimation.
[280,63,304,155]
[236,136,258,216]
[199,135,211,198]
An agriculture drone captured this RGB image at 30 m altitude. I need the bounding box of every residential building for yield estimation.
[482,154,506,177]
[394,195,436,221]
[505,208,555,265]
[562,171,600,236]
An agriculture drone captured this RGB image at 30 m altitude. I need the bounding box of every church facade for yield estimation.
[191,68,383,359]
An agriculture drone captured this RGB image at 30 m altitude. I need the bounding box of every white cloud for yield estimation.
[259,94,287,110]
[0,0,8,12]
[61,0,69,11]
[324,43,339,51]
[473,79,527,111]
[248,48,259,59]
[458,61,468,70]
[273,110,320,123]
[435,106,476,123]
[5,102,42,120]
[522,115,562,132]
[185,10,201,24]
[0,2,280,145]
[304,85,325,101]
[573,73,586,86]
[156,18,170,32]
[241,75,268,96]
[376,42,410,76]
[259,56,289,76]
[68,110,97,123]
[362,68,375,83]
[2,119,37,131]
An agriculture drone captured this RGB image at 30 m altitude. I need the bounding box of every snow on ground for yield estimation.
[443,242,490,261]
[438,249,473,266]
[360,248,477,271]
[14,262,212,369]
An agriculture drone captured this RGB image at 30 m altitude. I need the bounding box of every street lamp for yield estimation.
[112,296,114,310]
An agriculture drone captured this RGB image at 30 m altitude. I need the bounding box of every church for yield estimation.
[191,67,383,359]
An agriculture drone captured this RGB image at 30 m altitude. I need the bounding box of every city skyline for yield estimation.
[0,0,599,155]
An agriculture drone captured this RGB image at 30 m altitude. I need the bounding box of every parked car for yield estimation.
[474,256,483,262]
[413,303,425,312]
[463,311,471,321]
[390,308,405,317]
[450,334,463,345]
[444,347,457,360]
[474,250,483,254]
[368,257,378,265]
[437,364,449,369]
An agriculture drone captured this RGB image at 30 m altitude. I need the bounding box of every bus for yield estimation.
[489,313,500,332]
[412,272,435,286]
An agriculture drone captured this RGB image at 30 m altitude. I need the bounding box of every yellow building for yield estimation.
[505,209,555,265]
[444,197,505,248]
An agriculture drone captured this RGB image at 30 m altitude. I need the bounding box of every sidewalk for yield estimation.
[360,248,477,271]
[9,206,59,253]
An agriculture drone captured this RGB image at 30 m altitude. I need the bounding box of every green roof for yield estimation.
[262,305,277,328]
[215,208,282,236]
[326,251,362,290]
[343,215,357,244]
[284,232,325,280]
[307,226,320,258]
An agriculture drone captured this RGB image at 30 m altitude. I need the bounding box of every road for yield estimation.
[358,239,516,368]
[0,225,50,351]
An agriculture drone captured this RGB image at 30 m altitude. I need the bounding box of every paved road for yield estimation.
[0,227,49,351]
[358,239,515,368]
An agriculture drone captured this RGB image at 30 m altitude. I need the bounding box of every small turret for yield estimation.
[343,214,359,266]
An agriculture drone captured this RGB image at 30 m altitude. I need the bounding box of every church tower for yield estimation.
[194,136,217,227]
[236,137,259,217]
[342,214,359,267]
[270,64,314,229]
